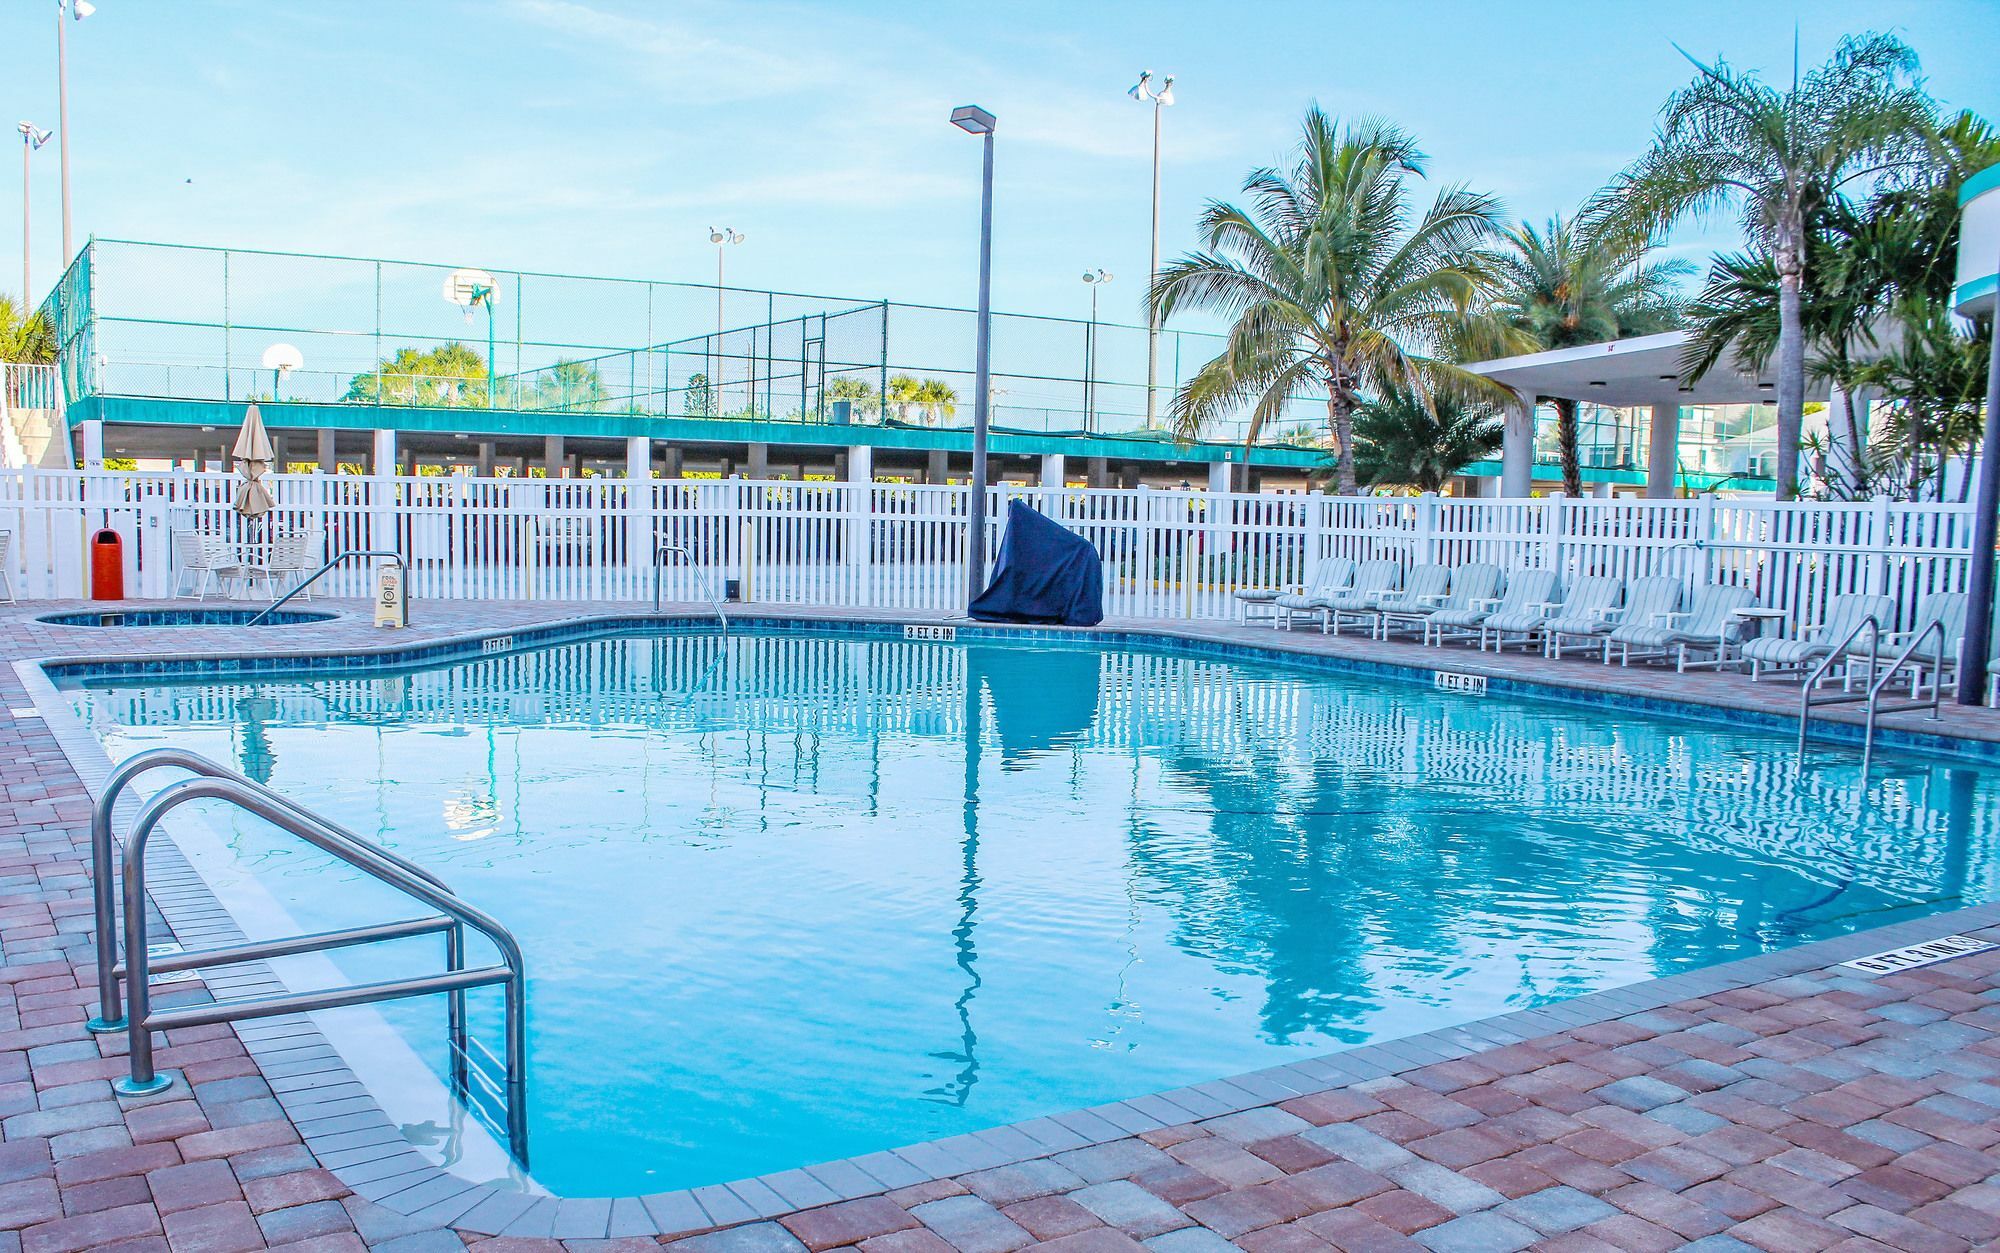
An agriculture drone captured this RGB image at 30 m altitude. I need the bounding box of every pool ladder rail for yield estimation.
[245,548,407,627]
[1796,614,1951,778]
[85,749,529,1166]
[652,533,729,631]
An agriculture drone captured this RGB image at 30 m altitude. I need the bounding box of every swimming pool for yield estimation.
[62,625,2000,1197]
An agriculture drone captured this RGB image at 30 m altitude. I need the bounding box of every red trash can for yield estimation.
[90,529,125,600]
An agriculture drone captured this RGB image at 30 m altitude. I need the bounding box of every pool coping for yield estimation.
[25,605,2000,1240]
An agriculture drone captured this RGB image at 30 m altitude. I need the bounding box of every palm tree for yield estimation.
[1477,217,1690,496]
[885,373,923,423]
[0,294,57,363]
[1683,110,2000,498]
[915,379,958,424]
[1352,388,1504,493]
[1149,109,1508,494]
[1593,33,1934,498]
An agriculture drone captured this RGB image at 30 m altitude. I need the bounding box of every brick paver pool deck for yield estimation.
[3,600,1998,1252]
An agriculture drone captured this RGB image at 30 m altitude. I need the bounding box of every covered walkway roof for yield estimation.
[1464,330,1828,407]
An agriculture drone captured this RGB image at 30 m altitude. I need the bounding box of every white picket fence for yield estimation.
[0,468,1975,630]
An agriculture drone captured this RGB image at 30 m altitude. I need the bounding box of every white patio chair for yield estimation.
[1471,570,1563,652]
[1655,583,1760,672]
[0,532,14,605]
[1368,563,1455,640]
[1314,560,1404,636]
[1740,593,1896,683]
[264,530,323,601]
[1842,592,1966,699]
[1598,578,1694,666]
[1271,558,1356,630]
[1387,563,1504,645]
[172,531,225,599]
[1539,577,1626,658]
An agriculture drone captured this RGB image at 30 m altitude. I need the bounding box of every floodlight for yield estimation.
[71,1,95,19]
[950,105,996,135]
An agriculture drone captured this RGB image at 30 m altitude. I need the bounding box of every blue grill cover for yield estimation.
[968,500,1105,626]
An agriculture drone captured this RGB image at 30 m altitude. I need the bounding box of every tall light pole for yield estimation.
[56,0,94,265]
[1128,70,1173,429]
[16,123,52,300]
[1081,269,1111,433]
[950,104,996,610]
[708,226,743,410]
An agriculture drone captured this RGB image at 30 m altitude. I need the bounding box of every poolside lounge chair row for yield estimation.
[1235,561,1972,687]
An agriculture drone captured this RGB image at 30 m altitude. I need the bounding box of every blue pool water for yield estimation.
[66,628,2000,1196]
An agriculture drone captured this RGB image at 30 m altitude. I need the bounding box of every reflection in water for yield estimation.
[65,630,2000,1197]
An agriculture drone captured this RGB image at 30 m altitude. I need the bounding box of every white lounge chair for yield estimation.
[1396,563,1507,645]
[1606,581,1749,667]
[1452,569,1563,651]
[1540,576,1629,659]
[1844,591,1966,699]
[1740,593,1896,682]
[1369,563,1454,640]
[0,531,13,604]
[1316,560,1404,635]
[1269,558,1357,630]
[1654,583,1760,671]
[1588,576,1684,664]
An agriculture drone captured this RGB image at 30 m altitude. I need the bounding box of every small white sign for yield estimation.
[1433,671,1488,696]
[905,624,958,642]
[481,636,513,655]
[1838,934,1994,976]
[374,562,407,629]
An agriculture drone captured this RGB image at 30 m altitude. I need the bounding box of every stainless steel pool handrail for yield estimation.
[87,749,457,1032]
[1856,617,1951,777]
[653,535,728,631]
[1795,614,1883,773]
[93,757,528,1164]
[1794,614,1952,778]
[245,548,406,626]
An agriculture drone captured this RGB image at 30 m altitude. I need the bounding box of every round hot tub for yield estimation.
[36,608,338,628]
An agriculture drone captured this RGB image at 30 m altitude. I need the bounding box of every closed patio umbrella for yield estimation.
[232,403,276,520]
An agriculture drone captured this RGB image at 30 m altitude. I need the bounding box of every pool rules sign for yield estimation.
[375,561,407,628]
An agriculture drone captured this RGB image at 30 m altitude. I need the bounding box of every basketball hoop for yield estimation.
[443,268,498,324]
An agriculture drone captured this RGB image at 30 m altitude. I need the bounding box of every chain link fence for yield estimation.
[49,239,1331,448]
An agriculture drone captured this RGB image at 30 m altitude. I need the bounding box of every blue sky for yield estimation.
[3,0,1997,331]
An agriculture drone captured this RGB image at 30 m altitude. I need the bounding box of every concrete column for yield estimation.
[625,436,651,480]
[847,444,873,484]
[543,435,565,478]
[317,429,337,474]
[1501,392,1536,497]
[1646,402,1679,499]
[926,450,949,485]
[746,443,770,479]
[661,445,684,478]
[78,420,105,469]
[477,441,496,477]
[625,436,653,580]
[1207,458,1234,493]
[369,429,398,558]
[1039,453,1065,489]
[1087,457,1111,489]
